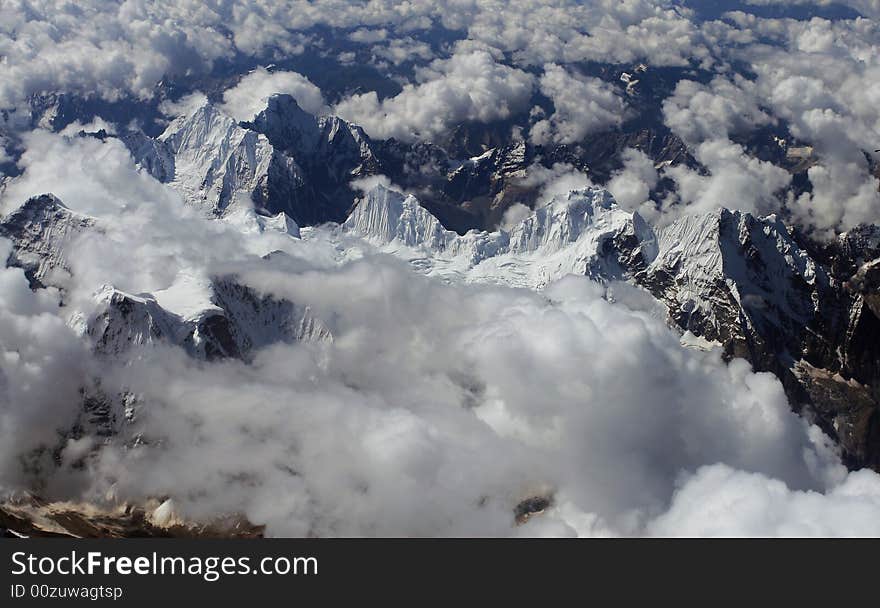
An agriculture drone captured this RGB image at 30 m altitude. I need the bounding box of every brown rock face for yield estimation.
[0,496,264,538]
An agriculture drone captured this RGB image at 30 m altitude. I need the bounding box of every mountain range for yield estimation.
[2,94,880,536]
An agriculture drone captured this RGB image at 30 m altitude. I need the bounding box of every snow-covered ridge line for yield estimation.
[342,183,830,325]
[342,183,657,287]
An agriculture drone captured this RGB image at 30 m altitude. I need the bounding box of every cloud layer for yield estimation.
[530,64,626,145]
[334,49,535,142]
[3,2,880,536]
[220,68,326,121]
[0,131,878,537]
[3,1,880,235]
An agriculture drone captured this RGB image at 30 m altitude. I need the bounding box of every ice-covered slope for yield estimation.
[210,276,332,352]
[80,279,331,361]
[343,185,456,250]
[636,209,831,356]
[342,184,657,288]
[127,102,285,216]
[343,184,826,343]
[85,285,218,357]
[612,202,879,468]
[244,94,382,224]
[125,95,381,224]
[0,193,96,288]
[158,103,279,215]
[247,94,379,183]
[504,188,657,279]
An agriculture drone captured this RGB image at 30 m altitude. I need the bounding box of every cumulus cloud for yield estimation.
[0,1,374,111]
[662,77,774,148]
[350,174,396,194]
[0,135,11,164]
[158,92,209,119]
[794,159,880,234]
[1,2,874,239]
[0,237,91,492]
[348,28,388,44]
[333,49,535,142]
[516,162,595,204]
[716,14,880,232]
[648,464,880,537]
[530,64,626,145]
[58,117,118,136]
[456,0,709,67]
[5,0,880,538]
[220,68,327,121]
[370,36,435,66]
[655,75,793,222]
[662,139,792,220]
[606,148,661,220]
[42,258,849,536]
[0,128,878,537]
[0,0,230,108]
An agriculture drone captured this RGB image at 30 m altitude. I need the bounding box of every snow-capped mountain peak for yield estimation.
[342,184,658,287]
[245,94,323,155]
[508,188,656,260]
[343,184,451,249]
[641,207,830,347]
[152,101,277,215]
[0,193,96,289]
[81,275,331,361]
[124,94,381,225]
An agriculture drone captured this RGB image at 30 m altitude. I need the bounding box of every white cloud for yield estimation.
[794,158,880,235]
[220,68,326,121]
[371,36,435,66]
[661,139,792,221]
[648,464,880,537]
[606,148,660,220]
[350,174,395,194]
[333,49,535,142]
[0,130,878,536]
[457,0,708,67]
[158,92,209,119]
[58,117,118,136]
[348,28,388,44]
[717,14,880,232]
[516,162,595,204]
[662,77,774,148]
[530,64,626,145]
[68,263,848,536]
[0,0,231,108]
[0,136,11,164]
[5,1,880,537]
[0,237,91,491]
[657,75,793,223]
